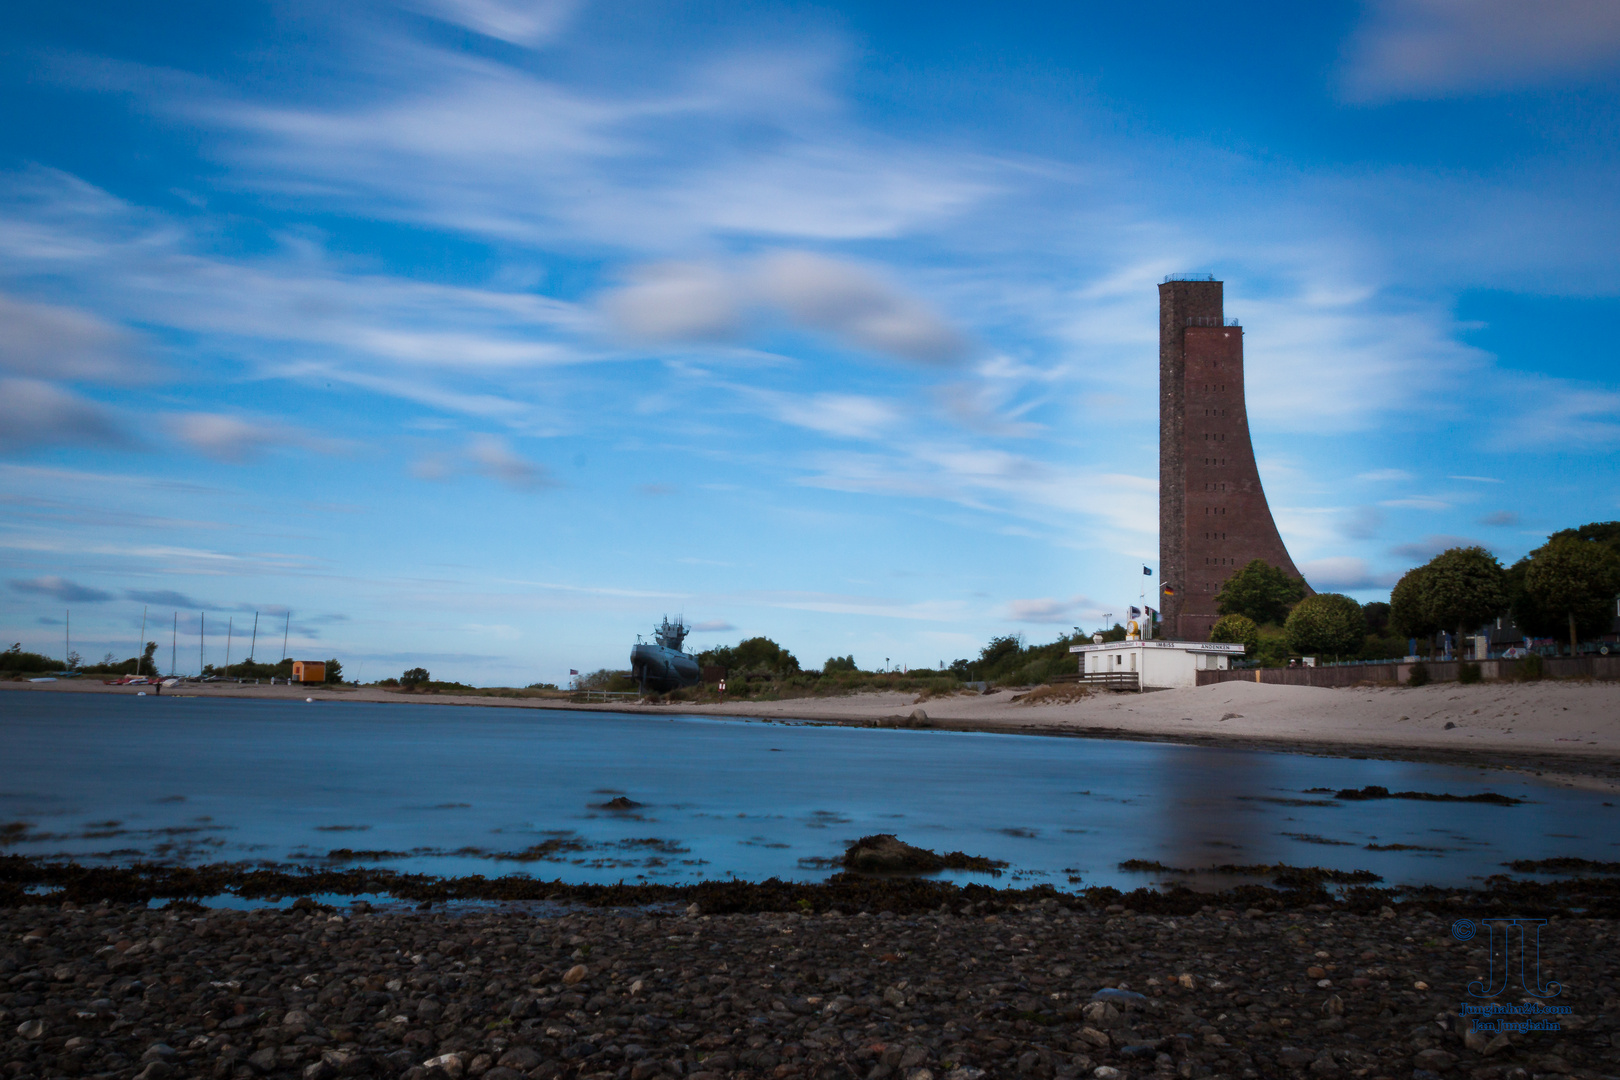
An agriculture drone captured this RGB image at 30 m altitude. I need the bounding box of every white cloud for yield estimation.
[416,434,558,491]
[1344,0,1620,100]
[407,0,578,46]
[755,252,970,364]
[0,378,125,451]
[8,575,115,602]
[1390,534,1482,561]
[166,413,342,463]
[690,620,735,632]
[1356,468,1412,483]
[0,292,136,380]
[603,251,970,364]
[1298,557,1397,591]
[605,262,740,343]
[1005,594,1097,624]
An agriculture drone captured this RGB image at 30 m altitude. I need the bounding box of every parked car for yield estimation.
[1500,647,1528,659]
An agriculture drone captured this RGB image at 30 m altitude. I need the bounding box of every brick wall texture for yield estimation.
[1159,280,1310,641]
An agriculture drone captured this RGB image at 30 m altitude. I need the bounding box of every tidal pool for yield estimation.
[1,693,1614,891]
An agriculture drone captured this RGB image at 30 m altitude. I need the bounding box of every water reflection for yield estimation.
[1,694,1613,891]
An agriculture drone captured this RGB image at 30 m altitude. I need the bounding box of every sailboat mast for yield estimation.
[250,612,258,663]
[138,606,147,677]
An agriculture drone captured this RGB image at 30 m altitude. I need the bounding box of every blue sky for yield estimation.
[2,0,1618,684]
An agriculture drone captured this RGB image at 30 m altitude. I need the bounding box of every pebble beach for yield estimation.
[4,897,1616,1080]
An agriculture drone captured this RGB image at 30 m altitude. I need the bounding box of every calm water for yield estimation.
[1,693,1615,892]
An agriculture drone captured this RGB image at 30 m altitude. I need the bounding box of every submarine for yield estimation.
[630,616,701,693]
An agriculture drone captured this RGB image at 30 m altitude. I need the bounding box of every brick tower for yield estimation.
[1159,276,1308,641]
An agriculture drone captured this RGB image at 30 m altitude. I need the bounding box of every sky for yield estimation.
[2,0,1619,685]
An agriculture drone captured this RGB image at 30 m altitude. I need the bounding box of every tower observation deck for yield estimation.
[1158,277,1309,640]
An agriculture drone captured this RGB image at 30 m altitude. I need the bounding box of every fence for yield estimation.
[570,689,642,703]
[1196,654,1620,687]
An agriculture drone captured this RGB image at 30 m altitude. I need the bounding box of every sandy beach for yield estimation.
[7,678,1619,784]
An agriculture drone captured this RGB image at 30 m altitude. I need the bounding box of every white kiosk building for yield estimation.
[1070,638,1244,691]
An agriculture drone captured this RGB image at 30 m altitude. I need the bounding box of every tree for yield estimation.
[1209,614,1259,657]
[401,667,430,686]
[1422,546,1507,654]
[822,654,858,674]
[140,641,158,676]
[1522,536,1620,653]
[1284,593,1366,659]
[324,659,344,683]
[1547,520,1620,557]
[1361,601,1391,636]
[1215,560,1307,626]
[1389,566,1437,653]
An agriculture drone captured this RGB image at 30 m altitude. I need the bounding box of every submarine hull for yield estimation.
[630,642,701,692]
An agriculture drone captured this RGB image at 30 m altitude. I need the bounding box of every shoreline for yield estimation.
[9,677,1620,786]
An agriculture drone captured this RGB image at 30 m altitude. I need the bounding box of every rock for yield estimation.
[1093,1068,1122,1080]
[142,1042,178,1061]
[1078,1027,1110,1048]
[134,1062,174,1080]
[562,964,589,984]
[16,1019,44,1039]
[942,1071,985,1080]
[423,1054,465,1078]
[1413,1047,1455,1072]
[248,1047,279,1074]
[1088,988,1147,1008]
[481,1070,524,1080]
[497,1047,543,1071]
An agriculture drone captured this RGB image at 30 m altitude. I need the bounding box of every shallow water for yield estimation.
[1,693,1615,891]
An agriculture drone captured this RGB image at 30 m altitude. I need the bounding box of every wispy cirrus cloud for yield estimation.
[1344,0,1620,100]
[165,413,348,463]
[9,575,114,602]
[1005,594,1097,624]
[0,292,138,380]
[604,251,972,364]
[0,378,127,452]
[413,434,558,491]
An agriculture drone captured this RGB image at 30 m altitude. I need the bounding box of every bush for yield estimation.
[401,667,430,687]
[1209,614,1260,657]
[1407,661,1431,687]
[1520,653,1544,681]
[822,655,858,675]
[1457,661,1482,684]
[1284,593,1366,659]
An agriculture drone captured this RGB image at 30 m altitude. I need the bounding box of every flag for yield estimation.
[1162,584,1177,597]
[1143,565,1152,575]
[1128,606,1141,619]
[569,669,578,675]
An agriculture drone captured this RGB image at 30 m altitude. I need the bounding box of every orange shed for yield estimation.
[292,660,326,684]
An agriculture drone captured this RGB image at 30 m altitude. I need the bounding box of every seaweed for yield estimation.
[1332,785,1521,806]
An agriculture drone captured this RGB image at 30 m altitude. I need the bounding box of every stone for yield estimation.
[16,1019,45,1039]
[1078,1027,1110,1048]
[423,1054,465,1078]
[248,1047,280,1074]
[1413,1047,1455,1072]
[562,964,589,984]
[497,1047,543,1071]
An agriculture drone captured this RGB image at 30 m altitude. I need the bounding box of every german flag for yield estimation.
[1161,584,1177,597]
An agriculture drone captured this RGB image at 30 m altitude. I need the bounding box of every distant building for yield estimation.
[292,660,326,684]
[1158,276,1310,640]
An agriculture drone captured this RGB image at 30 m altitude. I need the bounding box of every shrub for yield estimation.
[1520,653,1544,681]
[1209,614,1260,657]
[1407,661,1431,687]
[401,667,430,687]
[1457,661,1482,685]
